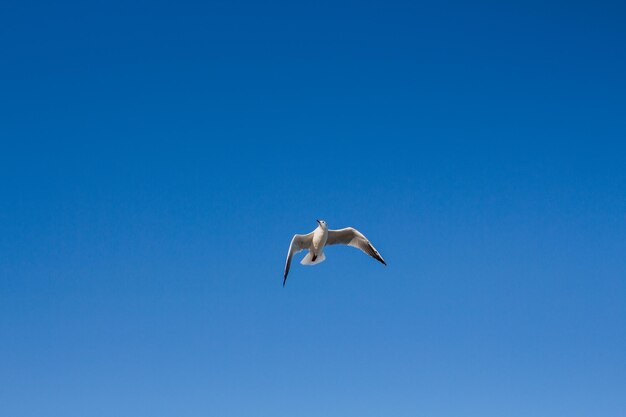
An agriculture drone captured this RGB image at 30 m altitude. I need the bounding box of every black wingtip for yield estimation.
[283,276,287,287]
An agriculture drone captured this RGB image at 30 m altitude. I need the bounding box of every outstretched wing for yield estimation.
[283,233,313,286]
[326,227,387,266]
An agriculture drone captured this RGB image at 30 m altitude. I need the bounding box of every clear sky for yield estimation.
[1,1,625,416]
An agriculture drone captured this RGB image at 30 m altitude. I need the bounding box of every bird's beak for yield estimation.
[316,219,321,225]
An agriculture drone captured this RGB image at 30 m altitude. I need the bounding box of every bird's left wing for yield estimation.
[326,227,387,266]
[283,233,313,286]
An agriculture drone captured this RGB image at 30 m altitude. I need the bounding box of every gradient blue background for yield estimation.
[1,1,625,416]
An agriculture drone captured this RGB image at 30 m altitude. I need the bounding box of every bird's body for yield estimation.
[283,220,386,286]
[310,222,328,260]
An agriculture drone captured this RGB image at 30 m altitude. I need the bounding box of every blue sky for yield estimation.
[1,1,625,416]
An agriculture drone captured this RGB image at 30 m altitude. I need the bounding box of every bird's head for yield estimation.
[316,219,328,230]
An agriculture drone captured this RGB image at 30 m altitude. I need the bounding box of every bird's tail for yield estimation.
[300,252,326,266]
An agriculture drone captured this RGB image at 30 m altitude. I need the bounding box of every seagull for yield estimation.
[283,220,386,286]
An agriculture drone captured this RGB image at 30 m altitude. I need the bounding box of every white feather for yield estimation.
[300,251,326,265]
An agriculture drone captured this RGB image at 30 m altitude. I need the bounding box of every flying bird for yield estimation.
[283,220,386,286]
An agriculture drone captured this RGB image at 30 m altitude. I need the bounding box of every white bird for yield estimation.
[283,220,386,286]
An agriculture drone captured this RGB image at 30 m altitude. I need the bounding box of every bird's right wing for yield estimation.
[283,233,313,286]
[326,227,386,266]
